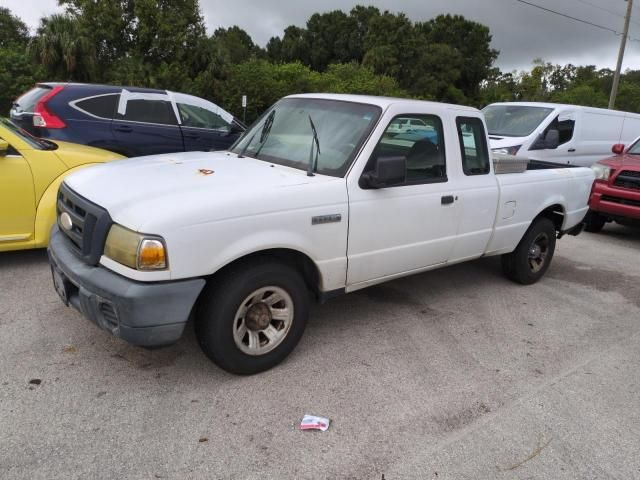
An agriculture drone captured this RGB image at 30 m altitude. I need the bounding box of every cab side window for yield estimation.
[546,115,575,145]
[366,114,446,185]
[456,117,490,175]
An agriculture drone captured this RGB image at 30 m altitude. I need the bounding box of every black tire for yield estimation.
[501,217,557,285]
[584,210,606,233]
[196,258,310,375]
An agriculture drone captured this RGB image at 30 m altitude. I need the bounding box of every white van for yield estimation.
[482,102,640,166]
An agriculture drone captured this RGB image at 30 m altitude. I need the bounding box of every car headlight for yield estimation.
[104,224,167,270]
[492,145,522,156]
[591,163,613,181]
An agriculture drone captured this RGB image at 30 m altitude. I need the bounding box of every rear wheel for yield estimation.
[502,217,557,285]
[584,210,606,233]
[196,259,310,375]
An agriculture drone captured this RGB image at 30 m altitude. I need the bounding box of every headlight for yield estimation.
[104,224,167,270]
[492,145,522,156]
[591,163,613,181]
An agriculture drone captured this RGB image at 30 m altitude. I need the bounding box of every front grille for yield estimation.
[613,170,640,190]
[601,195,640,208]
[57,183,112,265]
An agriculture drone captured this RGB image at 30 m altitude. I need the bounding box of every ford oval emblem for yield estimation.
[60,212,73,231]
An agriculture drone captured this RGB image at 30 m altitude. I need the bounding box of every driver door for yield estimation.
[0,139,35,249]
[346,107,461,287]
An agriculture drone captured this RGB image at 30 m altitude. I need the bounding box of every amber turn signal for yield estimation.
[137,239,167,270]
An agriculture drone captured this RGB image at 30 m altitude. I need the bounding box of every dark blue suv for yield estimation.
[10,83,245,157]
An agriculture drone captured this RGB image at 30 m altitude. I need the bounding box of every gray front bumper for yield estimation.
[48,226,206,347]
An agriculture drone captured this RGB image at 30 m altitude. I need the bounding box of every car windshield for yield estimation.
[482,105,554,137]
[0,118,56,150]
[230,98,381,177]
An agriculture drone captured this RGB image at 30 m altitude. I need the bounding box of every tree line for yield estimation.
[1,1,639,122]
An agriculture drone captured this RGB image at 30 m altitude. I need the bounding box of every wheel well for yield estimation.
[537,204,565,231]
[206,249,322,298]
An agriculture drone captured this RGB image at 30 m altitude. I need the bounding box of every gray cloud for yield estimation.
[5,0,640,71]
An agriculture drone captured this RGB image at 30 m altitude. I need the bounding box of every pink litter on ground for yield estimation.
[300,414,330,431]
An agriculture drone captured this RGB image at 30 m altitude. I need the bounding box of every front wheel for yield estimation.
[196,259,310,375]
[502,217,557,285]
[584,210,606,233]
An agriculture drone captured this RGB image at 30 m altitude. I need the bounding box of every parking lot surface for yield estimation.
[1,225,639,480]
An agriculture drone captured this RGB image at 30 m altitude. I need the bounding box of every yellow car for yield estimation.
[0,118,124,251]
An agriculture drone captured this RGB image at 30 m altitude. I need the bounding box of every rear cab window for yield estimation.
[456,117,490,175]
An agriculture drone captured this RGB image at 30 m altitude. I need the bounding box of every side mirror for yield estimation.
[530,128,560,150]
[361,156,406,189]
[0,140,8,156]
[612,143,625,155]
[543,129,560,149]
[229,121,245,135]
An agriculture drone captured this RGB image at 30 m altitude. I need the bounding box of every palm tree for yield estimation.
[29,14,95,81]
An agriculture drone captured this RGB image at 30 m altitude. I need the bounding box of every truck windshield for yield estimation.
[627,140,640,155]
[482,105,554,137]
[230,98,381,177]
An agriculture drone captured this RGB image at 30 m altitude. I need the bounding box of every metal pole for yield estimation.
[609,0,634,109]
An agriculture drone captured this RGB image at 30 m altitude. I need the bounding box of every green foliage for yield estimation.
[418,15,497,101]
[218,61,405,123]
[0,48,43,114]
[0,7,29,49]
[320,63,406,97]
[551,85,608,108]
[6,1,640,123]
[29,14,96,81]
[478,59,640,114]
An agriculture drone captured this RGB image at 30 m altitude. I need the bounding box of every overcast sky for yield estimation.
[3,0,640,72]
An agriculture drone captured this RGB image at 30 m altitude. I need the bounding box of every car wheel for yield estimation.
[502,217,557,285]
[196,259,310,375]
[584,210,606,233]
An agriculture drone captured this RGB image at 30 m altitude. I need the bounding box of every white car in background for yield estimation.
[386,116,434,136]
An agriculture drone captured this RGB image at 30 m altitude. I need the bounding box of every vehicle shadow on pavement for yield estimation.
[0,248,508,381]
[0,248,48,266]
[593,223,640,241]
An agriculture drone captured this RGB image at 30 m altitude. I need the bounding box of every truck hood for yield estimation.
[488,135,529,150]
[599,153,640,169]
[64,151,338,231]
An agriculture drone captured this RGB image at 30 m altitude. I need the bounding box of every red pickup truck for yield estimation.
[585,142,640,232]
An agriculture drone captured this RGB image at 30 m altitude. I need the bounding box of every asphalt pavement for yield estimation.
[1,225,639,479]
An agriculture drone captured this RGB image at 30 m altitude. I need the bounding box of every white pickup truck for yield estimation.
[48,94,594,374]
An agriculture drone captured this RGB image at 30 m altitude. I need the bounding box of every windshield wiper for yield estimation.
[236,131,257,158]
[307,115,321,177]
[254,110,275,158]
[236,110,275,159]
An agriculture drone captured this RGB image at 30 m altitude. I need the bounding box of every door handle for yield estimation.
[183,133,199,139]
[441,195,455,205]
[114,125,133,133]
[568,148,576,152]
